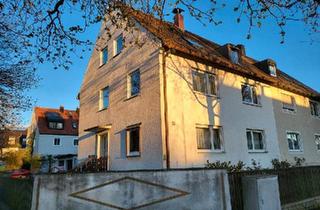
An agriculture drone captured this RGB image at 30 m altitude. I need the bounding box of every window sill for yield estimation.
[248,150,267,154]
[97,107,108,113]
[126,153,141,158]
[113,52,121,58]
[282,109,297,115]
[124,94,140,101]
[194,91,219,99]
[242,101,262,107]
[99,62,107,69]
[288,150,303,154]
[197,150,225,153]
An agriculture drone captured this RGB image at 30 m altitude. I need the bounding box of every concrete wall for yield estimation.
[33,134,78,156]
[78,21,164,170]
[271,88,320,165]
[165,54,280,168]
[31,169,231,210]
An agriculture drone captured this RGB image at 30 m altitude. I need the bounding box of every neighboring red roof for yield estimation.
[34,107,79,136]
[119,4,320,100]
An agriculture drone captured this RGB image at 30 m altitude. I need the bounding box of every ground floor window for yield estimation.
[315,134,320,150]
[126,124,140,157]
[287,132,302,152]
[246,129,265,152]
[196,125,223,151]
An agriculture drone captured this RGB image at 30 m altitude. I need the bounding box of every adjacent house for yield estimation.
[0,128,27,157]
[27,106,79,172]
[78,4,320,170]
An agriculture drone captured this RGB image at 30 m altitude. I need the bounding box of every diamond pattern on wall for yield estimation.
[69,176,189,209]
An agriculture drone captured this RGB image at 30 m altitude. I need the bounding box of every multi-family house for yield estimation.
[0,128,27,156]
[78,4,320,170]
[27,106,79,172]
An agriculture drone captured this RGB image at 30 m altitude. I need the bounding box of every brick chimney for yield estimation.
[59,105,64,113]
[173,8,185,30]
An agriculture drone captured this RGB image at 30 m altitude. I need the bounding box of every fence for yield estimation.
[228,166,320,210]
[0,173,34,210]
[73,156,107,172]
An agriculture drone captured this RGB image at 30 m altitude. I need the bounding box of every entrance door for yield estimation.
[66,159,73,171]
[97,133,108,158]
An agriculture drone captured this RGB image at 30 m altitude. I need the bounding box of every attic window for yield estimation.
[48,122,64,130]
[229,48,240,64]
[269,63,277,77]
[187,38,202,48]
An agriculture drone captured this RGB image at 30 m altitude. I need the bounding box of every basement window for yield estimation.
[126,125,140,157]
[196,125,223,152]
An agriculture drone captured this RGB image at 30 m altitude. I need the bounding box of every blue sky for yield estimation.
[21,2,320,126]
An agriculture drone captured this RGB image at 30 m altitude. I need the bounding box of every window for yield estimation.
[128,70,140,97]
[196,126,223,151]
[315,135,320,151]
[74,139,78,146]
[246,129,265,151]
[287,132,302,151]
[58,160,64,167]
[48,122,64,130]
[99,87,109,110]
[310,101,319,117]
[269,63,277,77]
[54,138,60,146]
[192,70,216,95]
[114,34,123,56]
[72,122,78,129]
[241,84,259,105]
[100,47,108,65]
[8,137,15,145]
[126,126,140,156]
[230,49,240,64]
[282,94,296,112]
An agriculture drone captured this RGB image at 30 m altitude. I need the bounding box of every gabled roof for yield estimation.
[120,5,320,100]
[34,107,78,136]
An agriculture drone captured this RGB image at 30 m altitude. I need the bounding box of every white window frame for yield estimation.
[246,129,266,152]
[310,100,320,118]
[286,131,303,152]
[229,48,240,64]
[48,121,64,130]
[269,63,277,77]
[241,83,260,106]
[192,69,217,96]
[315,134,320,151]
[281,93,296,113]
[126,125,141,157]
[127,69,141,98]
[53,138,61,146]
[99,86,109,110]
[196,125,224,153]
[113,34,123,56]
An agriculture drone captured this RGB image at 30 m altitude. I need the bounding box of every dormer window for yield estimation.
[269,63,277,77]
[230,48,240,64]
[48,122,64,130]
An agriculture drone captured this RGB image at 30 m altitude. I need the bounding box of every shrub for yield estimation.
[205,160,245,172]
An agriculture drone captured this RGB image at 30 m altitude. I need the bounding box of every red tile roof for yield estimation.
[34,107,79,136]
[119,4,320,100]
